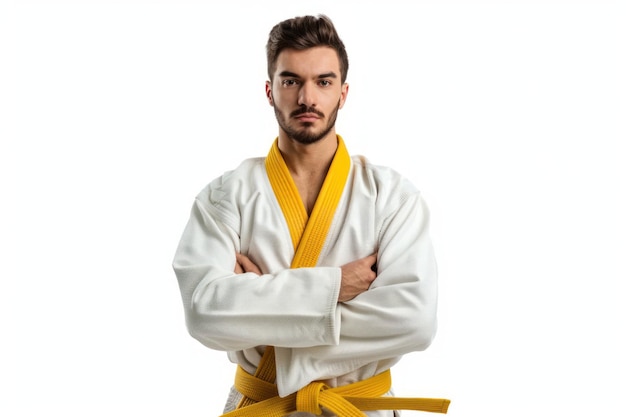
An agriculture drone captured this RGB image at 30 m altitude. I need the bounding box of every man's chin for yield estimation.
[279,116,335,145]
[291,135,323,145]
[285,126,322,144]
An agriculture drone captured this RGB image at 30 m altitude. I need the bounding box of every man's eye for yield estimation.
[319,80,331,87]
[282,79,298,86]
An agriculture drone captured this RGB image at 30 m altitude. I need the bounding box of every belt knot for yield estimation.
[296,381,327,415]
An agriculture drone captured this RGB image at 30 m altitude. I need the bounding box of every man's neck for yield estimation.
[277,131,339,214]
[277,131,338,178]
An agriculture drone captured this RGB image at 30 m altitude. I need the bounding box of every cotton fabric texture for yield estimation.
[173,139,438,417]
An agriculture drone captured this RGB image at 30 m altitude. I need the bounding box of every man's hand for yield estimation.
[235,253,262,275]
[339,253,378,302]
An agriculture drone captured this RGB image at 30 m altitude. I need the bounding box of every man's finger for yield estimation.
[236,253,262,275]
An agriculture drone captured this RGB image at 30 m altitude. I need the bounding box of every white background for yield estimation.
[1,0,625,416]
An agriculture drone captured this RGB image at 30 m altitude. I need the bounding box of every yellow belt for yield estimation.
[223,365,450,417]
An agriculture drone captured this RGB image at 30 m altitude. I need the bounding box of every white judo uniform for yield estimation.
[173,139,439,417]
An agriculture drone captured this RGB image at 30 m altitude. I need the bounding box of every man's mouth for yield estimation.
[294,113,321,122]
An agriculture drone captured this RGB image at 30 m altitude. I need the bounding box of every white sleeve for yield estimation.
[275,192,438,395]
[172,188,342,352]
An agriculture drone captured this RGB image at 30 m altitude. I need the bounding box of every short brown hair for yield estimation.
[266,14,349,83]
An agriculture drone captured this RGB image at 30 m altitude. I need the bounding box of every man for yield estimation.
[173,14,449,417]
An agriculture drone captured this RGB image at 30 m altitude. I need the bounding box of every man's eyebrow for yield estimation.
[277,71,338,79]
[318,72,338,79]
[277,71,301,78]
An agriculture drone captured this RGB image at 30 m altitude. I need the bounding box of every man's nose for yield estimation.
[297,81,317,107]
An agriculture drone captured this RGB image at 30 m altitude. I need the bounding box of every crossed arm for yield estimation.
[235,252,378,302]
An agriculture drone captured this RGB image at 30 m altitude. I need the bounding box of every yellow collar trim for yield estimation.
[265,135,351,268]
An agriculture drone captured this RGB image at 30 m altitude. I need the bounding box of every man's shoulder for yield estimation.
[197,157,267,204]
[210,157,265,185]
[350,155,420,196]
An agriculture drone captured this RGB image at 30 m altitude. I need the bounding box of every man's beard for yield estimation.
[274,99,341,145]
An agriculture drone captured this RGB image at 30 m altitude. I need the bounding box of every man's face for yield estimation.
[266,46,349,145]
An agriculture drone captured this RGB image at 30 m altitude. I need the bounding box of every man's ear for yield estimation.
[265,81,273,106]
[339,82,349,109]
